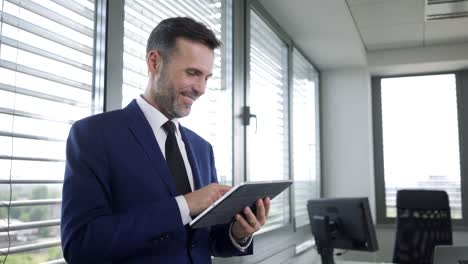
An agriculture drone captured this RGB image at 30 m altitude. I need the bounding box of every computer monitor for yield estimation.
[307,197,378,264]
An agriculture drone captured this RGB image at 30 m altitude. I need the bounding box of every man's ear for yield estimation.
[147,50,161,74]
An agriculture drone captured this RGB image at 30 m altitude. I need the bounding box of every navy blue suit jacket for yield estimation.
[61,100,252,263]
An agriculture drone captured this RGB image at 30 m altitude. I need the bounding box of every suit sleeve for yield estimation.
[206,145,254,257]
[61,120,184,263]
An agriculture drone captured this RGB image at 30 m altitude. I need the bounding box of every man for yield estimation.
[61,17,270,263]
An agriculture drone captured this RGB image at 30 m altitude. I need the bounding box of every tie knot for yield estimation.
[162,121,176,135]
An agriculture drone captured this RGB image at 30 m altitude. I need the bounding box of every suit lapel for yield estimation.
[179,126,202,191]
[123,100,177,196]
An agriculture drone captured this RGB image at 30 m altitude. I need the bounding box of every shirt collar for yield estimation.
[136,95,181,135]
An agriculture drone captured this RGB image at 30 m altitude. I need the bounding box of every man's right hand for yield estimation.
[184,183,231,216]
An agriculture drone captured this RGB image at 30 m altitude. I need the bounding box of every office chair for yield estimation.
[393,189,452,264]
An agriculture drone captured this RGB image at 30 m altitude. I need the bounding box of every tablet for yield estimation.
[189,180,293,229]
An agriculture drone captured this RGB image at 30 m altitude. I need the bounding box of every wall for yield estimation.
[320,68,375,212]
[368,43,468,76]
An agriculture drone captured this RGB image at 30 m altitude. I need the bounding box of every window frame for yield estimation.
[372,70,468,227]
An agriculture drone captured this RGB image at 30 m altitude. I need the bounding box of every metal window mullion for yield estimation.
[0,106,75,124]
[0,155,65,162]
[0,11,93,55]
[0,82,90,108]
[0,179,63,184]
[0,131,64,142]
[0,59,92,91]
[0,198,62,207]
[50,0,94,20]
[6,0,94,37]
[1,36,92,71]
[0,240,61,256]
[0,219,60,232]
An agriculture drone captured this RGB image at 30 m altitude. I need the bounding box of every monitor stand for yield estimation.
[311,215,338,264]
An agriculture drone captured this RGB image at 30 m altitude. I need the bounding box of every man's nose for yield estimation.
[193,79,206,96]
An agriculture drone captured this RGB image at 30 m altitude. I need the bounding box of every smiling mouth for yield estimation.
[182,92,197,100]
[180,93,196,105]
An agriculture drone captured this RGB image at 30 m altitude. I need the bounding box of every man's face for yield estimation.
[150,38,215,119]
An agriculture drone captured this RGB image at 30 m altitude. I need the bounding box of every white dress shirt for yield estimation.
[136,95,251,250]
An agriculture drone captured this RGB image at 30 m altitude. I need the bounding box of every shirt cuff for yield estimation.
[175,195,192,226]
[229,222,253,252]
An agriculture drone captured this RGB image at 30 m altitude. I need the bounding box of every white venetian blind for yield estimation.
[122,0,233,185]
[292,48,320,228]
[0,0,98,263]
[248,9,290,230]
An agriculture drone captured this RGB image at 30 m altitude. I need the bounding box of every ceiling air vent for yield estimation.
[425,0,468,20]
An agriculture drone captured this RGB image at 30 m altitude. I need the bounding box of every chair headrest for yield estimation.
[396,189,450,210]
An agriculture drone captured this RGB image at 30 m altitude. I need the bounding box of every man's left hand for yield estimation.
[231,197,270,242]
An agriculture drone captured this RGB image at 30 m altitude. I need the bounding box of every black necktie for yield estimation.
[162,121,192,195]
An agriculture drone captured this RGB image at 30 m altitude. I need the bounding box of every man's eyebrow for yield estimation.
[187,67,213,78]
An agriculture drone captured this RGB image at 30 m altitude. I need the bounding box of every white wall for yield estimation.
[321,67,375,212]
[368,42,468,76]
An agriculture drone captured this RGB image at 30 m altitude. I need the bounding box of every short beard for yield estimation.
[153,66,187,119]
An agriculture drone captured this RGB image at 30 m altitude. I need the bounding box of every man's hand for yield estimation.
[184,183,231,216]
[231,197,270,241]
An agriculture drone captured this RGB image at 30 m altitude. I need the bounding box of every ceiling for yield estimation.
[258,0,468,70]
[347,0,468,50]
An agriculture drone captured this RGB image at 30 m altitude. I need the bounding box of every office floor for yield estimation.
[282,249,320,264]
[281,249,388,264]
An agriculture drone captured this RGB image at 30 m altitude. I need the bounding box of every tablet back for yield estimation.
[190,180,292,229]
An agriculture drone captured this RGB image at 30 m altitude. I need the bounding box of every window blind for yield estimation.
[122,0,233,185]
[292,48,320,228]
[0,0,98,263]
[248,9,290,231]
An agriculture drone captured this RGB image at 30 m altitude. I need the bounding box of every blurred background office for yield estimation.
[0,0,467,263]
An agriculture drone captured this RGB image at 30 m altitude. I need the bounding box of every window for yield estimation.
[0,0,102,262]
[122,0,233,185]
[248,9,290,230]
[373,72,468,224]
[291,49,320,228]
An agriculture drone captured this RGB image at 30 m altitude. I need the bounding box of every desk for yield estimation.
[335,262,392,264]
[283,249,393,264]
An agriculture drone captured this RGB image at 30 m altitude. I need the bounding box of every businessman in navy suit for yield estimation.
[61,17,271,263]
